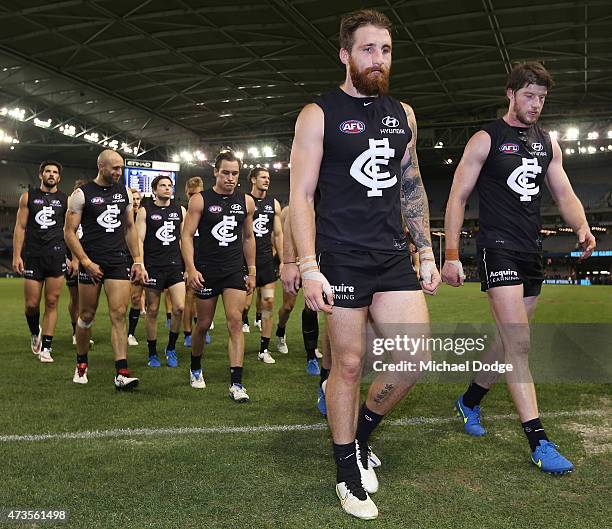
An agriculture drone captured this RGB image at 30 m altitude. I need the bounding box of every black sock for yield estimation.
[242,309,249,325]
[190,354,201,372]
[115,358,128,374]
[230,366,243,386]
[259,336,270,354]
[41,335,53,350]
[26,312,40,336]
[522,417,549,452]
[256,312,262,322]
[147,339,157,357]
[333,442,364,498]
[128,308,140,336]
[320,368,330,388]
[71,321,76,335]
[275,325,285,338]
[302,307,319,360]
[184,330,192,338]
[193,317,197,325]
[167,331,179,351]
[462,381,489,409]
[166,312,171,321]
[356,404,384,455]
[77,354,88,364]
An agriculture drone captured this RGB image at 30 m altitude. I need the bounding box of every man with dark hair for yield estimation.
[182,151,256,401]
[12,160,67,362]
[290,9,440,519]
[136,175,186,368]
[442,61,595,474]
[127,188,144,346]
[65,149,147,390]
[242,167,283,364]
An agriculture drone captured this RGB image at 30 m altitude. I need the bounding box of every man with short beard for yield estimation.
[442,61,595,474]
[290,9,440,520]
[12,160,68,362]
[65,149,147,390]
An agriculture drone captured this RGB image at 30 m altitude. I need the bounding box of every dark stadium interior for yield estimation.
[0,0,610,282]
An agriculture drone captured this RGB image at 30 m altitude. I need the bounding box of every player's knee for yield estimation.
[172,304,184,318]
[335,354,364,383]
[77,317,94,329]
[109,305,128,323]
[195,318,211,333]
[45,294,60,310]
[226,314,243,335]
[25,302,39,314]
[147,304,159,318]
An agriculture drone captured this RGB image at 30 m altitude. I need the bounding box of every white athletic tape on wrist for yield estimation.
[446,259,465,280]
[302,269,333,296]
[419,260,437,284]
[77,317,94,329]
[418,248,435,261]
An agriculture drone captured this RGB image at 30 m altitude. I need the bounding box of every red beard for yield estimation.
[349,57,390,96]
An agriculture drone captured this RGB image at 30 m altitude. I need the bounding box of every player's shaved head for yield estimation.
[97,149,123,169]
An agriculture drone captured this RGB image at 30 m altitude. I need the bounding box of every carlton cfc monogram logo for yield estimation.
[212,215,238,246]
[35,206,56,230]
[507,157,541,201]
[97,204,121,232]
[350,138,396,197]
[253,214,270,237]
[155,221,176,245]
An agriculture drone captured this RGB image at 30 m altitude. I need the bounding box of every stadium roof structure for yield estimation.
[0,0,611,166]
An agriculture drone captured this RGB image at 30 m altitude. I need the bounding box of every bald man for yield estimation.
[64,149,147,390]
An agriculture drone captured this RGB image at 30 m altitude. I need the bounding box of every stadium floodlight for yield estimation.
[608,131,612,139]
[180,151,193,162]
[566,127,579,140]
[262,146,274,157]
[264,163,269,168]
[579,146,586,154]
[171,154,180,162]
[108,139,119,149]
[195,151,206,161]
[273,162,282,169]
[235,151,244,160]
[248,147,260,158]
[84,132,99,143]
[33,117,51,128]
[587,132,599,140]
[565,148,573,155]
[549,130,558,140]
[587,146,597,154]
[60,124,76,136]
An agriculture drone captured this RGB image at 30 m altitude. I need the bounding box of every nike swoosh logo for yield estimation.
[339,452,355,460]
[364,101,373,106]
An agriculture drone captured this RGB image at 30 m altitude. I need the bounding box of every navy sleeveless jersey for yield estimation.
[196,188,246,273]
[313,87,411,253]
[80,181,130,263]
[476,119,553,253]
[250,194,276,264]
[25,188,67,257]
[143,201,183,267]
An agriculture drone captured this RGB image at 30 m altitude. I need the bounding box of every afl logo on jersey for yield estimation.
[150,214,162,220]
[208,205,223,213]
[33,198,45,205]
[500,143,520,154]
[91,196,105,204]
[340,120,366,134]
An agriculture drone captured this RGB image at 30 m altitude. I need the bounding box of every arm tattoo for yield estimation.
[400,117,432,251]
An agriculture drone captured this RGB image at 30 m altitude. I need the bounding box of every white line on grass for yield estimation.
[0,409,605,444]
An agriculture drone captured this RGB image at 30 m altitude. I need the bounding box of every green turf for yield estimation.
[0,279,610,528]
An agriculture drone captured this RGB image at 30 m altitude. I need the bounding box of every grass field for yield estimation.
[0,279,610,528]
